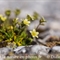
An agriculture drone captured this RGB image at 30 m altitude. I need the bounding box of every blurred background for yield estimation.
[0,0,60,18]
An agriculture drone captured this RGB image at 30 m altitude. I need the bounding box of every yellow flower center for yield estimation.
[30,29,39,38]
[23,19,30,26]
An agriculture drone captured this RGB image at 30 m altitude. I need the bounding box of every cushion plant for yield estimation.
[0,9,46,48]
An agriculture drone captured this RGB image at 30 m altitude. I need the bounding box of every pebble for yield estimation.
[51,46,60,53]
[0,47,12,56]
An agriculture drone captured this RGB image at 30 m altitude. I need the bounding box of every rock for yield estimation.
[51,46,60,53]
[0,47,12,56]
[13,46,26,54]
[30,45,50,56]
[37,39,46,45]
[13,45,50,56]
[39,21,60,39]
[0,55,4,60]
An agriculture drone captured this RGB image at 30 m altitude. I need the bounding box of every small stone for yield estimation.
[0,47,12,56]
[13,46,25,54]
[51,46,60,53]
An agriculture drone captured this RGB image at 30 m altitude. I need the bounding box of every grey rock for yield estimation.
[13,45,50,56]
[30,45,50,56]
[13,46,26,54]
[38,21,60,44]
[0,47,12,56]
[0,55,4,60]
[51,46,60,53]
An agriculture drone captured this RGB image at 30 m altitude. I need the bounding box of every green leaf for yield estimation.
[0,29,9,38]
[7,30,14,38]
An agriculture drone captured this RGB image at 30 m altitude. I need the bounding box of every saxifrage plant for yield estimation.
[0,9,46,47]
